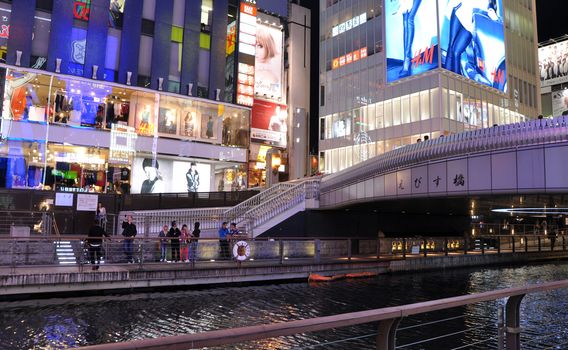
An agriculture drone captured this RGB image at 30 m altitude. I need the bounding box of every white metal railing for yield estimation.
[242,180,320,235]
[321,116,568,192]
[121,179,320,237]
[224,182,296,224]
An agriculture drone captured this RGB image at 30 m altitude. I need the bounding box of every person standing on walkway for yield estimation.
[189,222,201,265]
[87,219,109,270]
[218,222,230,259]
[180,224,190,262]
[168,221,181,262]
[121,215,137,263]
[158,225,168,262]
[96,202,107,229]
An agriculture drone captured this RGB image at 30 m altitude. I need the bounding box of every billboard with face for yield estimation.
[438,0,507,91]
[539,41,568,88]
[131,157,211,194]
[255,22,283,101]
[251,99,287,147]
[385,0,439,83]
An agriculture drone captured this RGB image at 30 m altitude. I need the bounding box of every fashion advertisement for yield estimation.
[134,101,155,136]
[200,114,217,140]
[171,161,211,193]
[251,99,287,147]
[386,0,438,83]
[181,110,197,137]
[131,157,211,194]
[539,41,568,88]
[552,90,568,117]
[255,23,283,100]
[109,0,125,27]
[438,0,507,92]
[157,107,178,135]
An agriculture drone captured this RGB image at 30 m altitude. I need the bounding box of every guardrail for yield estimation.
[0,234,564,269]
[321,115,568,192]
[77,279,568,349]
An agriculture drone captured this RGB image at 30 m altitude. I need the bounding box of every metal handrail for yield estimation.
[321,115,568,193]
[78,279,568,350]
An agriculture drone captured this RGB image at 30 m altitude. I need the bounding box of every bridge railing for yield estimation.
[2,234,564,268]
[321,115,568,192]
[77,279,568,350]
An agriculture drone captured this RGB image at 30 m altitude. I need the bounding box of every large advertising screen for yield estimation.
[255,23,284,101]
[385,0,438,83]
[131,157,211,194]
[438,0,507,91]
[539,41,568,88]
[251,99,287,147]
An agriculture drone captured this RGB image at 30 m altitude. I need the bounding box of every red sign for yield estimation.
[332,47,367,70]
[332,58,339,69]
[251,99,287,146]
[240,2,257,16]
[360,47,367,58]
[0,24,9,39]
[73,0,91,21]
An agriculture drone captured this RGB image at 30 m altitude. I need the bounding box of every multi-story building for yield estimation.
[538,36,568,117]
[318,0,540,173]
[0,0,310,194]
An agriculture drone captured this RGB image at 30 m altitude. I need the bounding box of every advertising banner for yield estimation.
[255,23,283,101]
[386,0,438,83]
[131,157,211,194]
[438,0,507,92]
[539,41,568,88]
[251,99,287,147]
[552,90,568,116]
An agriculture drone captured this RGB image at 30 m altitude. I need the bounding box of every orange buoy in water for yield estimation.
[345,272,378,279]
[308,273,347,282]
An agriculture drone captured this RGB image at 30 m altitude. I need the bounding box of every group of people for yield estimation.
[158,221,201,263]
[85,215,243,269]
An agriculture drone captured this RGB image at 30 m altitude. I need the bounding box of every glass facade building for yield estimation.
[319,0,540,173]
[0,0,275,194]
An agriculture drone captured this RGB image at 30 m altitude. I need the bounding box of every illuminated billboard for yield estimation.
[438,0,507,91]
[385,0,438,83]
[251,99,287,147]
[255,22,283,101]
[539,41,568,88]
[131,157,211,194]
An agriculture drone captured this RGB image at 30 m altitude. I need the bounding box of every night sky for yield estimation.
[536,1,568,42]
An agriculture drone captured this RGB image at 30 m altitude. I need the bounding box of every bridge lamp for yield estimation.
[271,154,282,175]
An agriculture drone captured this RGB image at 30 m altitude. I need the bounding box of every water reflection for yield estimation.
[0,262,567,349]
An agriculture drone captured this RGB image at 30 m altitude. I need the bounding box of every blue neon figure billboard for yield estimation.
[438,0,507,92]
[386,0,439,83]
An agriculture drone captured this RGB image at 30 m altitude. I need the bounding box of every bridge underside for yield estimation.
[261,193,568,238]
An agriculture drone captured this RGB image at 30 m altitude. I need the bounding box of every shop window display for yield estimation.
[131,91,156,136]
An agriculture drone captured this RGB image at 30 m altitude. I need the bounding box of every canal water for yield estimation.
[1,261,567,349]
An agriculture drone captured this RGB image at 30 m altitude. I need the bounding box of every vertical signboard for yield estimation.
[236,0,257,107]
[254,22,283,101]
[539,41,568,88]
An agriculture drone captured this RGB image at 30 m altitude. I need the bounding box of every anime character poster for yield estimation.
[386,0,439,83]
[438,0,507,91]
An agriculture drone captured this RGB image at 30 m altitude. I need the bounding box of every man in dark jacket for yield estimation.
[168,221,181,262]
[87,219,109,270]
[121,215,137,263]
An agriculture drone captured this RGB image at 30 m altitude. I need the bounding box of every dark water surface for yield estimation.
[1,262,568,349]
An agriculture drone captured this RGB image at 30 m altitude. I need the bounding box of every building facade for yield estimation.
[318,0,540,174]
[0,0,309,193]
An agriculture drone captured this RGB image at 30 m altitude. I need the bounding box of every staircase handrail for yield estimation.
[240,180,320,229]
[224,182,296,220]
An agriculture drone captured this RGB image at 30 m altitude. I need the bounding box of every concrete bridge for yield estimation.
[319,116,568,209]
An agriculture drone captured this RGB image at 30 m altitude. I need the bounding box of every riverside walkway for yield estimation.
[1,234,567,299]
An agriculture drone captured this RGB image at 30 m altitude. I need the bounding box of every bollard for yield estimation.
[347,238,352,261]
[511,236,515,253]
[444,238,449,256]
[376,237,381,260]
[506,294,525,350]
[280,240,285,265]
[402,238,406,259]
[423,239,427,258]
